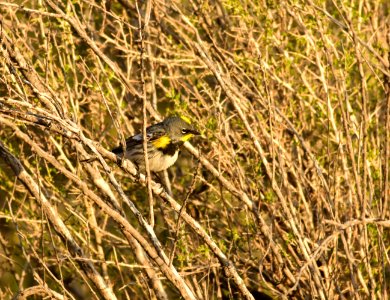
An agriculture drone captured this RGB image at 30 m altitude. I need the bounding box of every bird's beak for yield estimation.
[189,129,200,135]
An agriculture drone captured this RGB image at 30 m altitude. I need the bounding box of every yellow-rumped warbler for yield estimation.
[112,116,200,172]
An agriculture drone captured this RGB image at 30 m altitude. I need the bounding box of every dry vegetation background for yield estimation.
[0,0,389,299]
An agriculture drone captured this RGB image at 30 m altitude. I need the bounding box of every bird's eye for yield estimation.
[181,129,188,134]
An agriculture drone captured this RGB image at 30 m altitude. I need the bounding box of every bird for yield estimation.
[112,116,200,172]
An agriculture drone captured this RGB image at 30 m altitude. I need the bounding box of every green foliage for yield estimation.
[0,0,388,298]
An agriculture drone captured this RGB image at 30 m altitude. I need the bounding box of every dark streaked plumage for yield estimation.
[112,116,199,172]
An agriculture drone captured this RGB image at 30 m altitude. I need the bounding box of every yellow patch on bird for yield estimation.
[152,136,171,149]
[181,133,194,142]
[180,116,191,124]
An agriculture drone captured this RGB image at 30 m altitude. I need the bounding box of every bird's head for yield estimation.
[163,116,200,143]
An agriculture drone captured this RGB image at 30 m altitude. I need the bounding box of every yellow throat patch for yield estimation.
[179,116,194,142]
[152,136,171,149]
[181,133,194,142]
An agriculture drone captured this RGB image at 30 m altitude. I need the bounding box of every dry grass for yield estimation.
[0,0,389,299]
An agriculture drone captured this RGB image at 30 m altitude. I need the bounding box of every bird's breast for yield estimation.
[159,141,182,156]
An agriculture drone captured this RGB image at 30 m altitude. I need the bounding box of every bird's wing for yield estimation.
[111,124,166,154]
[145,124,167,141]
